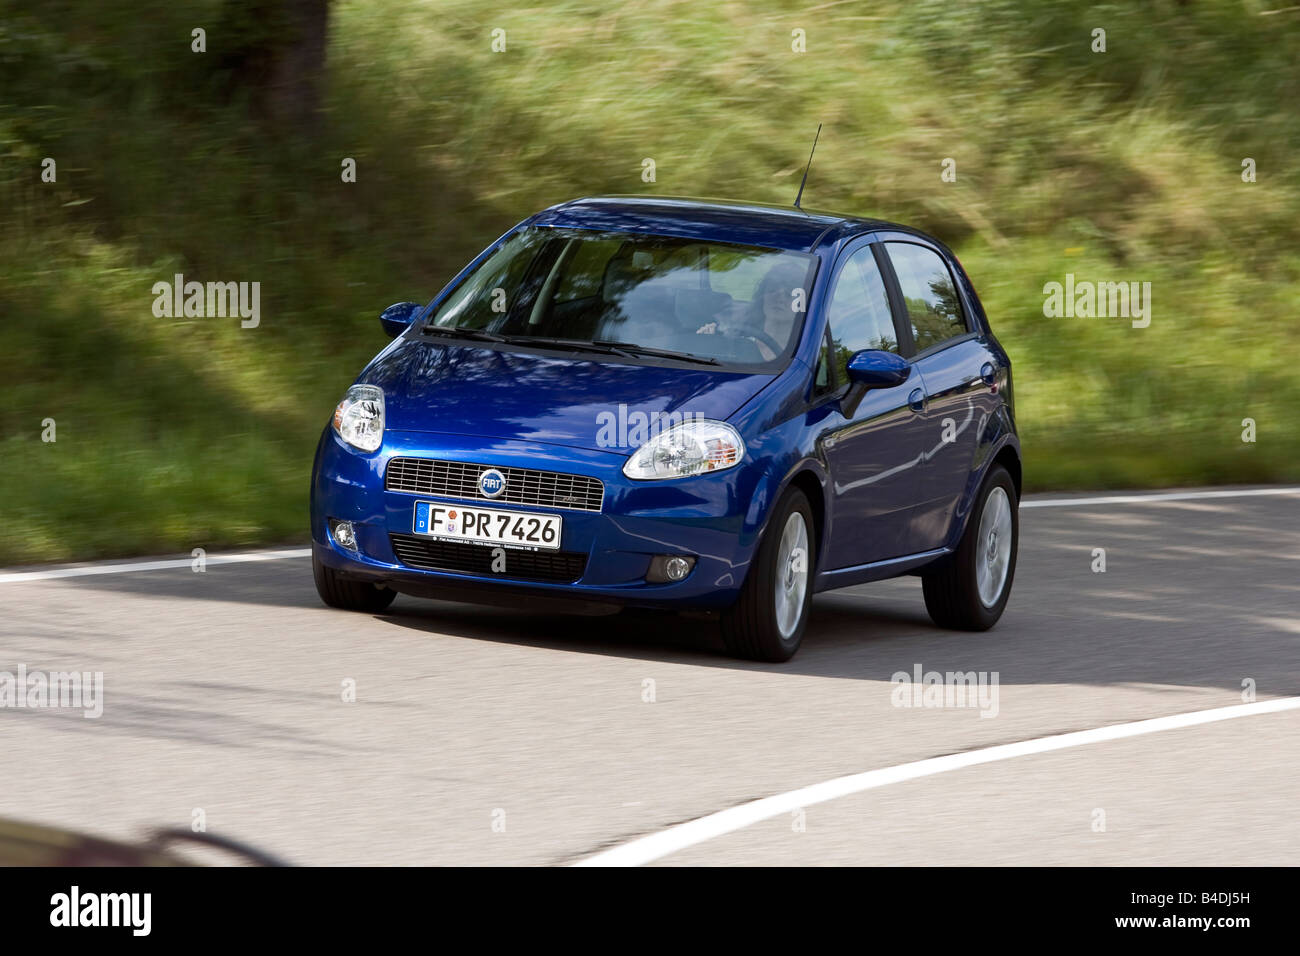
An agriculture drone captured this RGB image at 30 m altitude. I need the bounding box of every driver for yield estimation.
[694,261,805,361]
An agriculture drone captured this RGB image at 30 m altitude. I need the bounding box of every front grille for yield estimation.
[386,457,604,513]
[389,533,588,583]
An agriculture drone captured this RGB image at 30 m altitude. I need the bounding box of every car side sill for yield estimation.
[814,547,952,592]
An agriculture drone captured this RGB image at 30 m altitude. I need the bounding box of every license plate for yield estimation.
[412,501,562,551]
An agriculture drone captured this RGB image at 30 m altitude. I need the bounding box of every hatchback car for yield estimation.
[311,196,1020,661]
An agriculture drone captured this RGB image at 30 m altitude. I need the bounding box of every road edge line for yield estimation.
[573,696,1300,866]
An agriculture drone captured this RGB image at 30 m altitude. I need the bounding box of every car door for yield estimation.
[814,240,934,570]
[881,240,1002,551]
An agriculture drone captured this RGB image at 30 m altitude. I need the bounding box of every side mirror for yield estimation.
[846,349,910,389]
[379,302,423,338]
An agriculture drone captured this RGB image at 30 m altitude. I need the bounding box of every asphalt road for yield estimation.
[2,487,1297,866]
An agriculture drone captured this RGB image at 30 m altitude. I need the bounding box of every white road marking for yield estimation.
[1022,487,1300,509]
[0,548,312,584]
[573,696,1300,867]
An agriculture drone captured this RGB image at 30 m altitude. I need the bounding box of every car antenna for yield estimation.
[792,123,822,210]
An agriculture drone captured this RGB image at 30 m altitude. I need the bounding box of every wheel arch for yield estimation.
[751,454,829,578]
[993,442,1022,501]
[945,433,1022,552]
[786,468,826,566]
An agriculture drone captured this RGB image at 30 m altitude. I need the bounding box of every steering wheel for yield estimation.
[736,328,783,357]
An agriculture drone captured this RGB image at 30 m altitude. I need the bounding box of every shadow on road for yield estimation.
[33,496,1300,691]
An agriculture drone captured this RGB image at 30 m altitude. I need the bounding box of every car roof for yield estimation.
[531,196,927,254]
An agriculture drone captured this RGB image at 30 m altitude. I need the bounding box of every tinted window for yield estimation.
[433,227,818,369]
[551,237,621,304]
[824,244,898,385]
[885,242,966,351]
[430,229,545,330]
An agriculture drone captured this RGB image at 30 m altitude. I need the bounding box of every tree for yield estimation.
[216,0,331,133]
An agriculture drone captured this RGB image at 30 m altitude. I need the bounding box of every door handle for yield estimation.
[908,387,926,412]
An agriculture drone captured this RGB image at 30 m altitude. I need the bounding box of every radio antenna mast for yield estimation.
[793,124,822,209]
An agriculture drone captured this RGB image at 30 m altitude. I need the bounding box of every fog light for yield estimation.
[647,554,695,583]
[331,519,357,551]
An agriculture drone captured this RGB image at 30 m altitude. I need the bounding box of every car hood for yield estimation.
[362,340,775,454]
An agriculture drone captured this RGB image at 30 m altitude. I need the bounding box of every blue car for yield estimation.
[311,197,1020,661]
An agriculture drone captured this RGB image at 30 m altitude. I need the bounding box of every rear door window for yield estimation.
[885,242,967,351]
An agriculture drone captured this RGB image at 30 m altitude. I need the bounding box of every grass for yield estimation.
[2,0,1298,563]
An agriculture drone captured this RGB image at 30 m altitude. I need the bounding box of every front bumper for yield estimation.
[310,428,767,610]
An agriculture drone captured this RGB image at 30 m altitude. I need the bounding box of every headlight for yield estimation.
[332,384,385,452]
[622,420,745,480]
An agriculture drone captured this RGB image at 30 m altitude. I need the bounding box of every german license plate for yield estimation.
[412,501,562,550]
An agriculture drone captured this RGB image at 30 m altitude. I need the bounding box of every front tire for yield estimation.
[922,464,1018,630]
[720,487,815,662]
[313,554,397,613]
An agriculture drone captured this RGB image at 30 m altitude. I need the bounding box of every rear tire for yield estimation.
[922,464,1017,630]
[720,487,815,662]
[313,554,397,613]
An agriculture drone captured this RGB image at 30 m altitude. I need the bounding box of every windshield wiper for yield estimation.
[419,324,507,343]
[500,336,633,356]
[592,340,721,366]
[420,328,721,366]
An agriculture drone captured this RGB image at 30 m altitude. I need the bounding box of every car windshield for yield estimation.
[425,227,819,369]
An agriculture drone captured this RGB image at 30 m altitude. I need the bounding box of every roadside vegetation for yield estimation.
[2,0,1297,563]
